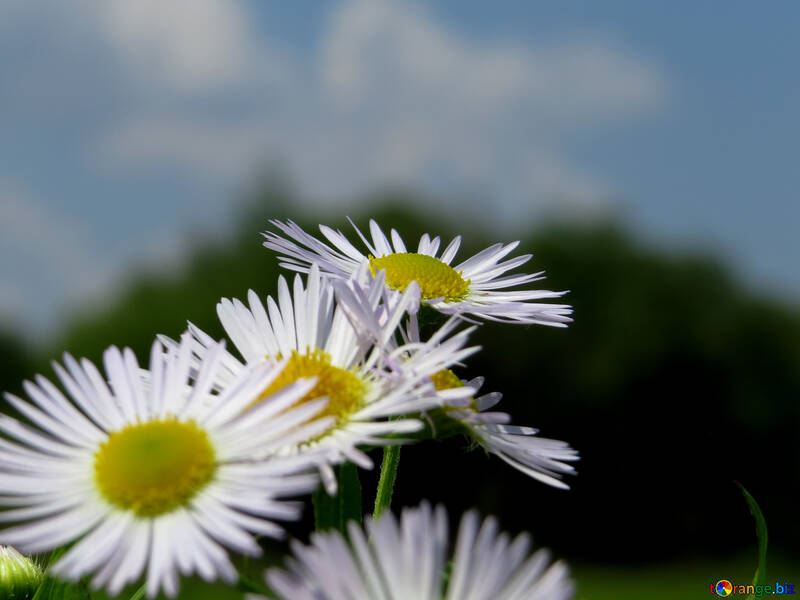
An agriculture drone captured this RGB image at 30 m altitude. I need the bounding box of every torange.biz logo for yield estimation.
[715,580,733,596]
[710,579,795,597]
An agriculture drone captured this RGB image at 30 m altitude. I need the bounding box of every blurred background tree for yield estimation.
[0,329,33,400]
[5,182,795,569]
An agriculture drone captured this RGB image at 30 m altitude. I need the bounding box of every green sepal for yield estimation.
[426,407,476,441]
[415,305,450,339]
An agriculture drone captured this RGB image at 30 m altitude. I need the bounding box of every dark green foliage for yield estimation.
[0,328,33,406]
[31,577,91,600]
[7,185,798,564]
[312,462,363,535]
[391,217,800,561]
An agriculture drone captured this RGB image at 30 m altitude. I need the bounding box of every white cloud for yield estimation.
[320,0,664,118]
[0,180,101,288]
[93,0,666,225]
[97,0,271,93]
[0,0,670,333]
[0,179,115,335]
[0,0,667,215]
[96,117,267,178]
[0,179,201,336]
[310,0,664,207]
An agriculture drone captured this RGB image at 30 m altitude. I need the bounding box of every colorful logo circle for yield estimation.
[715,580,733,596]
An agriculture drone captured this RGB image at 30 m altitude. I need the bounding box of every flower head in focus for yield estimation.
[0,335,329,597]
[256,502,574,600]
[263,218,573,325]
[167,264,478,492]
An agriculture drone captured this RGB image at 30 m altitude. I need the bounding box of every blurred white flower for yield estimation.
[255,502,574,600]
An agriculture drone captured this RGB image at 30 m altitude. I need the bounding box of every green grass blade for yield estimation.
[31,546,92,600]
[127,584,146,600]
[31,577,92,600]
[735,481,768,599]
[42,547,66,568]
[236,575,275,598]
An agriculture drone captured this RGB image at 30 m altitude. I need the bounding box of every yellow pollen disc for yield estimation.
[369,253,470,301]
[94,419,215,517]
[430,369,465,391]
[255,349,366,425]
[431,369,479,412]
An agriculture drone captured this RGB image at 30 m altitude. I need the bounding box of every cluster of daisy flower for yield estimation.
[0,218,578,599]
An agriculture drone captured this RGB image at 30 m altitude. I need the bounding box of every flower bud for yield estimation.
[0,546,43,600]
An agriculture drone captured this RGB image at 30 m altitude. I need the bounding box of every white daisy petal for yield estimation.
[345,216,378,257]
[390,228,407,253]
[51,360,114,431]
[417,233,431,254]
[439,235,460,264]
[319,224,366,262]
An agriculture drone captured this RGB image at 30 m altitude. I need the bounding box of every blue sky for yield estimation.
[1,0,798,338]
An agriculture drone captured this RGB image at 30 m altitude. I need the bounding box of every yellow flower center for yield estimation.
[431,369,479,412]
[430,369,465,391]
[369,253,470,301]
[255,349,366,425]
[94,419,215,517]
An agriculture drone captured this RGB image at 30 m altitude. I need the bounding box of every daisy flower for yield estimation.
[334,268,577,488]
[430,369,579,490]
[257,502,574,600]
[167,264,479,492]
[0,335,331,597]
[263,218,573,325]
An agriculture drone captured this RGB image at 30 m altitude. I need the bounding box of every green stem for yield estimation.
[373,444,401,520]
[237,576,274,598]
[128,585,147,600]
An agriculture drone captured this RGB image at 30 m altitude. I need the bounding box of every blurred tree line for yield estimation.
[1,182,798,563]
